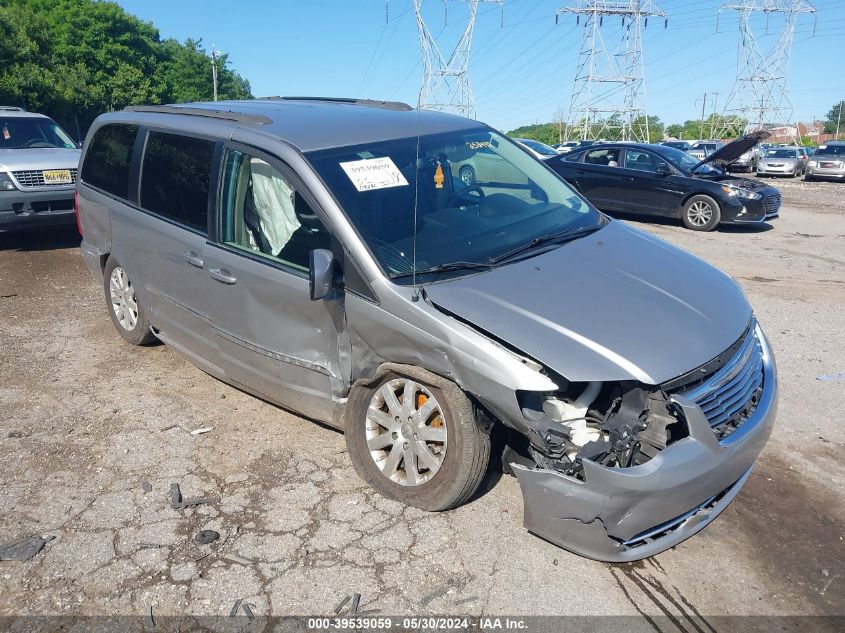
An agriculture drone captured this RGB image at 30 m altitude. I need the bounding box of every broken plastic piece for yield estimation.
[169,483,215,509]
[333,595,350,614]
[243,603,255,620]
[190,427,214,435]
[0,535,54,561]
[194,530,220,545]
[229,598,242,617]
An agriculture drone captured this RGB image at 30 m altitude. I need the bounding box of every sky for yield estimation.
[117,0,845,132]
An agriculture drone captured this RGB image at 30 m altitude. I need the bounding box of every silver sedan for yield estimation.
[757,147,804,178]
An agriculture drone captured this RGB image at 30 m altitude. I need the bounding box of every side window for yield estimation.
[80,124,138,198]
[585,149,619,167]
[140,131,215,233]
[220,149,331,272]
[624,149,665,172]
[563,151,583,162]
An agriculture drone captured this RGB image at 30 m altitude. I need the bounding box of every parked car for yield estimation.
[757,147,805,178]
[727,147,760,173]
[77,98,777,561]
[451,143,529,186]
[804,141,845,181]
[0,106,81,233]
[553,141,580,153]
[513,138,559,159]
[688,140,725,161]
[544,131,779,231]
[660,140,692,152]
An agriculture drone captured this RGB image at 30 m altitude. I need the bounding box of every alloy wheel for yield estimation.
[687,200,713,227]
[109,266,138,331]
[365,378,447,486]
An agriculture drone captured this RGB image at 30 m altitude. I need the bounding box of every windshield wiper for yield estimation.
[390,260,493,280]
[488,225,602,265]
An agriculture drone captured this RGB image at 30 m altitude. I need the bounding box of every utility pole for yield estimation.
[717,1,816,142]
[837,103,842,140]
[698,92,708,140]
[413,0,504,118]
[211,45,219,102]
[710,92,720,139]
[557,1,668,142]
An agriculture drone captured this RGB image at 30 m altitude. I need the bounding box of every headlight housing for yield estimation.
[808,160,817,167]
[0,172,16,191]
[722,184,761,200]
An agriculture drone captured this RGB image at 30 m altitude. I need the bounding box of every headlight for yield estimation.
[722,184,761,200]
[808,160,817,167]
[0,172,16,191]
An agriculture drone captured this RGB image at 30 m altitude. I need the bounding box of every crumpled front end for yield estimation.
[512,321,777,561]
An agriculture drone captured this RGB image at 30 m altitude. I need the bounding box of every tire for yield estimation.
[804,174,814,182]
[103,256,156,346]
[681,194,721,231]
[458,165,476,186]
[345,371,491,511]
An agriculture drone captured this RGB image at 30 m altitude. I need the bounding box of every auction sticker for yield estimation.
[340,157,408,192]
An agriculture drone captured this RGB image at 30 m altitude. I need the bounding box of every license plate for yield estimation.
[820,162,836,168]
[42,169,72,185]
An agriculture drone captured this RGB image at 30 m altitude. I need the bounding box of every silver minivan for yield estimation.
[77,98,777,561]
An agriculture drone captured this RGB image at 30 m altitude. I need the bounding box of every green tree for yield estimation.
[665,124,684,139]
[824,101,844,135]
[0,0,252,138]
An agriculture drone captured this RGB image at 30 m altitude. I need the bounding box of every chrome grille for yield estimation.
[12,169,77,188]
[763,194,781,214]
[678,325,764,440]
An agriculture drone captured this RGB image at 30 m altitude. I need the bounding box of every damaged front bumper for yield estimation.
[512,326,777,562]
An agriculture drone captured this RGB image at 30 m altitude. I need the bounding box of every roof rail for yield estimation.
[260,96,413,112]
[0,106,26,111]
[123,105,272,125]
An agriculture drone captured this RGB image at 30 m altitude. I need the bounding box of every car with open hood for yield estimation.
[0,107,81,233]
[76,98,777,561]
[544,130,780,231]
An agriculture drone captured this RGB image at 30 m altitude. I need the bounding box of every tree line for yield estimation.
[0,0,252,139]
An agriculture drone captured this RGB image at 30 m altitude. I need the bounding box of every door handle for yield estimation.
[183,251,204,268]
[209,267,237,285]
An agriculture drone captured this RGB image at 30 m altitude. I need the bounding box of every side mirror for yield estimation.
[656,163,672,176]
[309,248,335,301]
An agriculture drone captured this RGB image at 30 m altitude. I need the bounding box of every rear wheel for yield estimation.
[682,195,721,232]
[459,165,476,186]
[103,257,156,346]
[345,372,490,511]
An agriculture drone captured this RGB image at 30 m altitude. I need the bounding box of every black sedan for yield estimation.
[543,133,781,231]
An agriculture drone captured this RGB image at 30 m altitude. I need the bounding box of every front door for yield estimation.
[203,145,345,422]
[620,148,683,216]
[572,148,630,211]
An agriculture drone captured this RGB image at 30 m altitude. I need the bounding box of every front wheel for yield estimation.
[103,257,156,345]
[345,372,490,511]
[682,195,721,232]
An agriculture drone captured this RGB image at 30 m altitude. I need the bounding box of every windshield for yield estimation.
[307,128,603,283]
[816,145,845,156]
[766,149,798,158]
[0,117,76,149]
[658,146,720,175]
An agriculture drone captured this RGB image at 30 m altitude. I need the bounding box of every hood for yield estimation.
[692,129,770,172]
[0,147,81,172]
[425,221,751,385]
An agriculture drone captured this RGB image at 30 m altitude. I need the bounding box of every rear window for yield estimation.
[140,131,215,233]
[80,124,138,198]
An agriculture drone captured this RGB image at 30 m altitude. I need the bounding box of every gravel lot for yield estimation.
[0,177,843,627]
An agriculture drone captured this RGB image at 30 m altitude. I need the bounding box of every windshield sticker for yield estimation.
[339,157,408,192]
[467,141,492,150]
[818,145,827,150]
[434,163,444,189]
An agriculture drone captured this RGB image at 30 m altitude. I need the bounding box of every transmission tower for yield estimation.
[413,0,503,118]
[717,1,816,141]
[557,1,667,142]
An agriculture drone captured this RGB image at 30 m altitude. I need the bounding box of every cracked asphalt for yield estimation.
[0,177,843,626]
